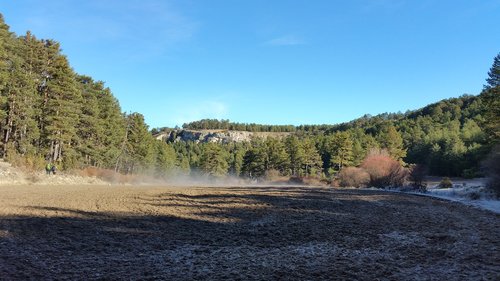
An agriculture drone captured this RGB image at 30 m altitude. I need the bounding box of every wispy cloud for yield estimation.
[20,0,199,59]
[173,100,228,126]
[264,35,305,46]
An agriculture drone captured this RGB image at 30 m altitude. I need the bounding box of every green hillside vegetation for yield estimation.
[1,14,498,189]
[0,15,174,175]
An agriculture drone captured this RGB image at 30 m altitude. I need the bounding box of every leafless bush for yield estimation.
[79,167,137,184]
[439,177,453,189]
[483,145,500,198]
[361,149,408,188]
[265,169,289,183]
[409,164,427,192]
[338,167,370,187]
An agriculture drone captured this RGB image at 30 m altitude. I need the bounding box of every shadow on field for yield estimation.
[0,187,499,280]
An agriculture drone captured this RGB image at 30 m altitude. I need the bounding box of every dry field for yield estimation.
[0,185,499,280]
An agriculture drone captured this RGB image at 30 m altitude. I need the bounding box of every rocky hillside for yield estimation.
[155,129,291,143]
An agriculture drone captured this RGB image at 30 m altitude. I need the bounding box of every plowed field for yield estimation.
[0,185,498,280]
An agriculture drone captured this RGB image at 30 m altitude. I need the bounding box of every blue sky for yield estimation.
[2,0,499,128]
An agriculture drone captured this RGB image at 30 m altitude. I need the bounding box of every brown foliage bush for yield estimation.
[301,176,326,186]
[338,167,370,188]
[265,169,289,183]
[360,149,408,188]
[79,167,137,184]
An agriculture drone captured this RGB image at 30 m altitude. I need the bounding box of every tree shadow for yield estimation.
[0,187,499,280]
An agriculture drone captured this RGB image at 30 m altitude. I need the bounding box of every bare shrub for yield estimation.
[338,167,370,187]
[390,165,409,187]
[409,164,427,192]
[439,177,453,189]
[467,191,481,200]
[360,149,408,188]
[78,167,138,184]
[483,145,500,198]
[265,169,289,183]
[301,176,326,186]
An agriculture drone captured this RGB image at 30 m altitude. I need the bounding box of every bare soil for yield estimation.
[0,185,499,280]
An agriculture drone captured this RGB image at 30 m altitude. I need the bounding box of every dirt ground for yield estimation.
[0,185,498,280]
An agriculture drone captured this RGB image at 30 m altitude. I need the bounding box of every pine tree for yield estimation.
[199,142,229,177]
[97,87,126,168]
[328,131,354,171]
[285,136,304,176]
[154,141,176,177]
[35,40,82,167]
[242,145,267,179]
[378,125,406,161]
[0,15,10,126]
[265,137,290,175]
[480,86,500,144]
[301,138,322,176]
[0,22,39,157]
[485,53,500,89]
[124,113,155,173]
[76,75,103,166]
[228,142,247,176]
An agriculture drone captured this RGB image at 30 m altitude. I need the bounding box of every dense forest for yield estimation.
[0,14,498,186]
[0,14,175,175]
[165,90,498,179]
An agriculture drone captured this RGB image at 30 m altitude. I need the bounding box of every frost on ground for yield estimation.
[401,177,500,214]
[0,185,498,280]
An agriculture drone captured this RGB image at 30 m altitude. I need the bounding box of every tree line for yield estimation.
[170,88,497,179]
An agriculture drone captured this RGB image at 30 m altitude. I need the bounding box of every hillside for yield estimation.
[157,92,495,178]
[0,12,498,183]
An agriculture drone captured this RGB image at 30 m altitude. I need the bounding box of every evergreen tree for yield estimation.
[0,15,10,128]
[122,113,155,173]
[480,86,500,144]
[228,142,247,176]
[199,142,229,177]
[76,75,103,166]
[328,131,354,171]
[241,145,267,179]
[41,40,82,166]
[285,136,304,176]
[96,88,126,169]
[485,53,500,89]
[0,24,39,157]
[265,137,290,175]
[301,138,322,176]
[378,125,406,161]
[154,141,176,177]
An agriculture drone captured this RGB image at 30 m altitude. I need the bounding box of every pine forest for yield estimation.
[0,14,499,191]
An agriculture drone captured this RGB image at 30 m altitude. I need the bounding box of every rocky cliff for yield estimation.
[155,130,291,143]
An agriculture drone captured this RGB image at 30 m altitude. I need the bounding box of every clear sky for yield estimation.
[2,0,499,128]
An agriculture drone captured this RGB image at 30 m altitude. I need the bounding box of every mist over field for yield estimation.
[1,1,499,280]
